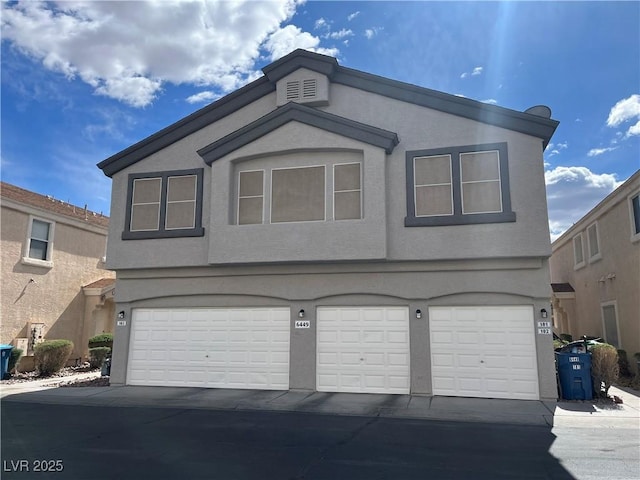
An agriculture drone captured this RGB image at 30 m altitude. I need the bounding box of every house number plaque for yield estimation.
[295,320,310,329]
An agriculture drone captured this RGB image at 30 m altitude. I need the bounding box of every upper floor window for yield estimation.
[22,217,54,268]
[405,142,515,226]
[630,192,640,242]
[123,169,204,240]
[586,222,601,262]
[573,233,585,269]
[236,162,363,225]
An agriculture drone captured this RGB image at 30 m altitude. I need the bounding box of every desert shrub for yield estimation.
[34,340,74,376]
[7,348,23,374]
[88,347,111,368]
[591,343,619,398]
[553,340,565,351]
[88,333,113,349]
[617,350,632,378]
[560,333,573,342]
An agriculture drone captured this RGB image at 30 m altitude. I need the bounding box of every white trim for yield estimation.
[460,149,503,215]
[600,301,620,348]
[237,169,265,225]
[333,162,362,221]
[22,216,55,267]
[628,190,640,243]
[413,154,454,217]
[573,233,586,270]
[586,221,602,263]
[270,164,326,224]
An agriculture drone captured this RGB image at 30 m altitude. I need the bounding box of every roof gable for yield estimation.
[197,102,399,164]
[98,49,559,177]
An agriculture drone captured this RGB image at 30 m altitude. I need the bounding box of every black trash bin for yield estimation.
[556,352,592,400]
[0,344,14,380]
[101,357,111,377]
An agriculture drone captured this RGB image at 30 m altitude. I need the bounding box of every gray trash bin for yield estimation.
[0,344,14,380]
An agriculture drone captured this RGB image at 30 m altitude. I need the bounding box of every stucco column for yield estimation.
[288,302,315,391]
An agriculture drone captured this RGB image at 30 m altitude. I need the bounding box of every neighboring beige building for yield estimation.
[550,170,640,370]
[99,50,561,401]
[0,182,115,368]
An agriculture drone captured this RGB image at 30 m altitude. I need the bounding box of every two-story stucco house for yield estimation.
[1,182,115,368]
[550,170,640,371]
[98,50,559,400]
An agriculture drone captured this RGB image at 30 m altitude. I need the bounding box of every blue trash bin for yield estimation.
[0,344,14,380]
[555,352,593,400]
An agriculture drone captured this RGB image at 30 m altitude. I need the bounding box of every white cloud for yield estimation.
[0,0,318,107]
[545,141,568,158]
[314,17,329,30]
[471,66,483,76]
[328,28,354,40]
[606,94,640,137]
[348,11,360,21]
[263,25,338,61]
[480,99,498,105]
[364,27,382,39]
[557,141,569,149]
[186,91,222,105]
[587,147,617,157]
[545,166,621,240]
[460,72,468,79]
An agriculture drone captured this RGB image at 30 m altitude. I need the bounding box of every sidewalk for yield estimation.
[2,372,639,428]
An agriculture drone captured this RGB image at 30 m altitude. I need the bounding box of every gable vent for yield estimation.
[286,81,300,100]
[302,79,317,99]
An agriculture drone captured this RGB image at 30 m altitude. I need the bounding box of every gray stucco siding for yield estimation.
[109,262,556,399]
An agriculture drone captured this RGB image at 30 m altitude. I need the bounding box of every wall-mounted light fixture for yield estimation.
[118,311,126,319]
[416,309,422,319]
[298,309,305,318]
[540,308,548,319]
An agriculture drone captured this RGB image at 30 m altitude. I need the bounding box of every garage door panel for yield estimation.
[430,306,539,400]
[128,308,290,390]
[317,307,410,394]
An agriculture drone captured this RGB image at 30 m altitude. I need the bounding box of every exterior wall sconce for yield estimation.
[118,311,126,319]
[416,309,422,319]
[540,308,548,319]
[298,309,305,318]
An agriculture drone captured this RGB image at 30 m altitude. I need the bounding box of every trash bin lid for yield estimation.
[0,344,14,350]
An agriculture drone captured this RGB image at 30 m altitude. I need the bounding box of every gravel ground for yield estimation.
[1,364,108,387]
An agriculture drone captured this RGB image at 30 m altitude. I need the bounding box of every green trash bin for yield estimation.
[0,344,14,380]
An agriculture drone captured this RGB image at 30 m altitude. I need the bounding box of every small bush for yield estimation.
[591,343,619,398]
[34,340,74,376]
[617,350,633,378]
[88,333,113,349]
[553,340,565,351]
[88,347,111,368]
[560,333,573,342]
[7,348,23,375]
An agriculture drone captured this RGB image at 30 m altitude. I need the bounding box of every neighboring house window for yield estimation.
[630,192,640,242]
[334,163,362,220]
[573,233,585,269]
[123,169,204,240]
[271,166,325,223]
[601,303,619,348]
[586,222,601,262]
[23,217,54,267]
[405,142,515,226]
[238,170,264,225]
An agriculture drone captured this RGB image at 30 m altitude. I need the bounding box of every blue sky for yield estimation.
[2,1,639,240]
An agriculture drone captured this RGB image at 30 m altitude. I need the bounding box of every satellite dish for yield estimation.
[525,105,552,118]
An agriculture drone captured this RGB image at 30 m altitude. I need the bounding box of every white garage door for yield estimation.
[317,307,410,394]
[430,306,539,400]
[128,308,290,390]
